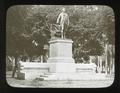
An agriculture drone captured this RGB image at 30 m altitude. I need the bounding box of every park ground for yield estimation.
[6,71,114,88]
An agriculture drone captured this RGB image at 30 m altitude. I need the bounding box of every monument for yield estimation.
[18,8,96,80]
[47,8,76,73]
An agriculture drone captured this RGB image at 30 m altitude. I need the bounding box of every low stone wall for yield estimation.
[19,62,50,80]
[76,63,96,73]
[18,62,97,80]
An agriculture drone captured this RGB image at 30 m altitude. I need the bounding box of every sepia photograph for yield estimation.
[6,5,115,88]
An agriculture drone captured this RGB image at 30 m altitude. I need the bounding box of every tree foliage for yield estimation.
[6,5,29,56]
[6,5,115,63]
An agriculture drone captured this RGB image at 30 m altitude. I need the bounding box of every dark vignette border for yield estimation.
[0,0,120,93]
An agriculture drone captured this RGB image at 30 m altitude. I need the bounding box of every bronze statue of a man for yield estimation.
[56,8,69,39]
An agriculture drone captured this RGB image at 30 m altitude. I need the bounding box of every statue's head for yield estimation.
[62,8,66,12]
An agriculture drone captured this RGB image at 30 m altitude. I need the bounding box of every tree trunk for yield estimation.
[109,44,114,75]
[105,44,108,74]
[29,55,32,62]
[40,55,43,63]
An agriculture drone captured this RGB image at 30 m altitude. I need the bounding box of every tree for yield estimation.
[6,5,115,65]
[6,5,50,62]
[24,11,51,61]
[6,5,33,77]
[6,5,31,56]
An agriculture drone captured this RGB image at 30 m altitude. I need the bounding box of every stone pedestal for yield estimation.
[47,39,76,73]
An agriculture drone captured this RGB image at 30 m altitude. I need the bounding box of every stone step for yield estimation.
[39,75,48,77]
[35,73,114,81]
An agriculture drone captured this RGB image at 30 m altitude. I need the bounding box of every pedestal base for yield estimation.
[49,63,76,73]
[48,39,75,73]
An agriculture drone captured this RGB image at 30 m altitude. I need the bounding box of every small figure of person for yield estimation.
[12,55,19,78]
[56,8,69,39]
